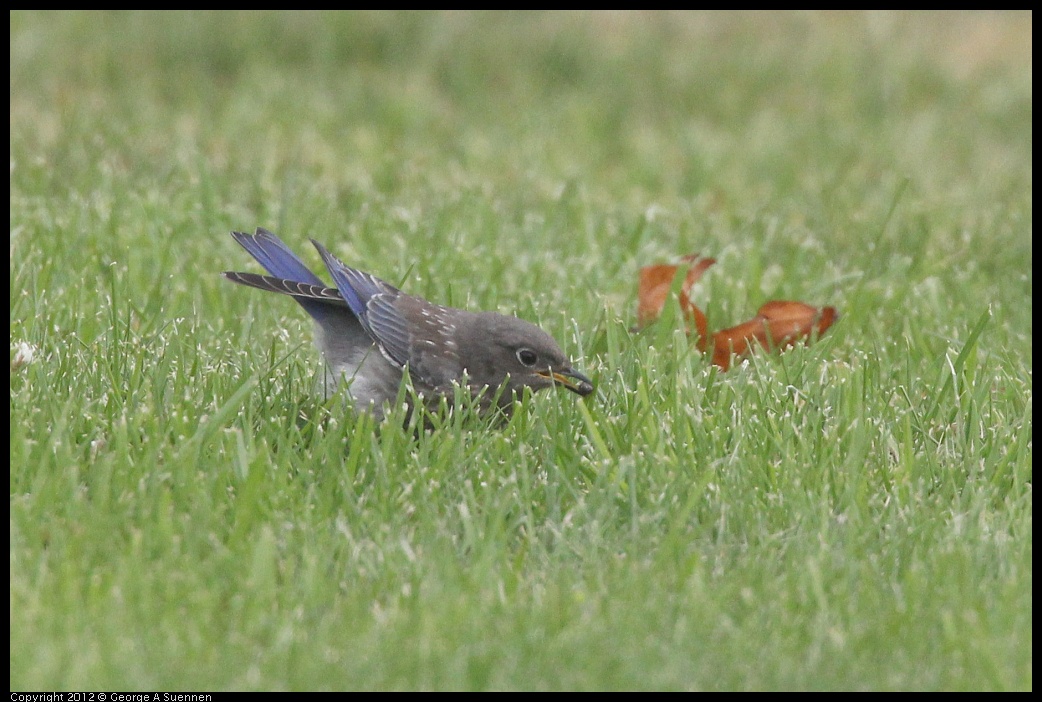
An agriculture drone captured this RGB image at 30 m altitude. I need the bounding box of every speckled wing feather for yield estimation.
[311,239,412,369]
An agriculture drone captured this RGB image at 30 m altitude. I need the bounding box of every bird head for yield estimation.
[465,312,594,403]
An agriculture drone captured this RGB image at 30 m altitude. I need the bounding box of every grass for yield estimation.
[10,10,1031,691]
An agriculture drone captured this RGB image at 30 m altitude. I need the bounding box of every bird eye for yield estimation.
[516,348,538,367]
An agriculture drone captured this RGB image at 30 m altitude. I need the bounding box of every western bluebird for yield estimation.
[224,228,593,420]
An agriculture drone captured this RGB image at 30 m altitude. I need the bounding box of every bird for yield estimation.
[223,228,594,421]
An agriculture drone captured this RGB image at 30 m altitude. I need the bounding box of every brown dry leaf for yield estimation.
[635,254,715,342]
[710,301,838,370]
[635,255,838,370]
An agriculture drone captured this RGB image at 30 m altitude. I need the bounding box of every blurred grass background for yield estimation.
[10,11,1031,691]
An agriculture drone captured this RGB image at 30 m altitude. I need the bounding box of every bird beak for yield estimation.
[538,367,595,397]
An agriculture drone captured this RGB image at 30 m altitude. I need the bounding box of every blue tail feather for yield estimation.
[231,228,324,286]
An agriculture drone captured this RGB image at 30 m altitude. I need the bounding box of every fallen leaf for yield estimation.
[710,301,838,370]
[635,255,838,370]
[635,254,715,341]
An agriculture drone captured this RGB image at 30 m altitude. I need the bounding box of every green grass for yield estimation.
[10,11,1031,691]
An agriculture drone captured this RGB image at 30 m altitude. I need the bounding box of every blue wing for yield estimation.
[311,239,412,368]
